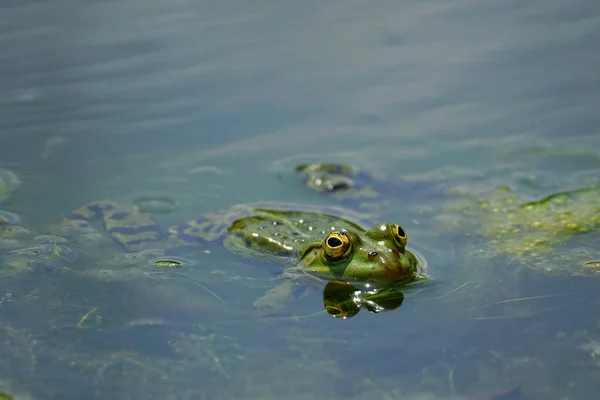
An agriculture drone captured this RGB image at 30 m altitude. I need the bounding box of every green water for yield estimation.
[1,0,600,399]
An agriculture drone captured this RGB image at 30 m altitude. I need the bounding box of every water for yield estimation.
[1,0,600,398]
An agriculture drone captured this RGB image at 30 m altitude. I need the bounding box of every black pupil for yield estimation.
[327,237,343,248]
[396,226,406,238]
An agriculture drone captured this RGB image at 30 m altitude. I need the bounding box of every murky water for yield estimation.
[1,0,600,399]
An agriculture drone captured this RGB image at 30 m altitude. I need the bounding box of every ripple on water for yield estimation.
[0,169,20,204]
[133,195,179,214]
[6,243,78,272]
[0,210,21,225]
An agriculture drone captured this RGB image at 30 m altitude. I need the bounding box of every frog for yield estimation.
[54,197,426,317]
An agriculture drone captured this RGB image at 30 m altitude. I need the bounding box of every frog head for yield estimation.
[297,222,419,285]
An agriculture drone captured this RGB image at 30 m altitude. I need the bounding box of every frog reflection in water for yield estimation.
[57,195,425,317]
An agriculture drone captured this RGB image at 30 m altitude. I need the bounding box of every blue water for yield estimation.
[1,1,600,399]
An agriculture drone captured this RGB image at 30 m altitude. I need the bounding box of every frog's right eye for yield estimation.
[323,231,351,261]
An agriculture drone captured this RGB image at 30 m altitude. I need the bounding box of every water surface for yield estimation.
[1,0,600,399]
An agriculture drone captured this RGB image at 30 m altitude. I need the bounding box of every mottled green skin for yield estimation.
[223,206,420,285]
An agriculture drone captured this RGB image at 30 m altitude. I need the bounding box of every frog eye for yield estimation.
[323,231,351,261]
[391,224,407,250]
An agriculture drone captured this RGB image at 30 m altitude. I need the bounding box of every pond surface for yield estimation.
[1,0,600,399]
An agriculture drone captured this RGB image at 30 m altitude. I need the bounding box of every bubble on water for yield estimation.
[115,249,167,267]
[149,256,195,269]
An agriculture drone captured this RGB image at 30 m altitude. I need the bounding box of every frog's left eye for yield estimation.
[391,224,407,250]
[323,231,351,261]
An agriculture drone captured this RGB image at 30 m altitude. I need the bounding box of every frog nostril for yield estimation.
[368,251,378,260]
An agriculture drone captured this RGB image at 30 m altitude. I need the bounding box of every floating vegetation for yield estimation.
[151,259,183,268]
[583,261,600,270]
[4,243,78,274]
[76,307,102,329]
[442,184,600,274]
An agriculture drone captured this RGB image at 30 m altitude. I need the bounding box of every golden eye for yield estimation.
[323,231,351,261]
[392,224,407,250]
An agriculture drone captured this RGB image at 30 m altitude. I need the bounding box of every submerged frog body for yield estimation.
[56,200,424,314]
